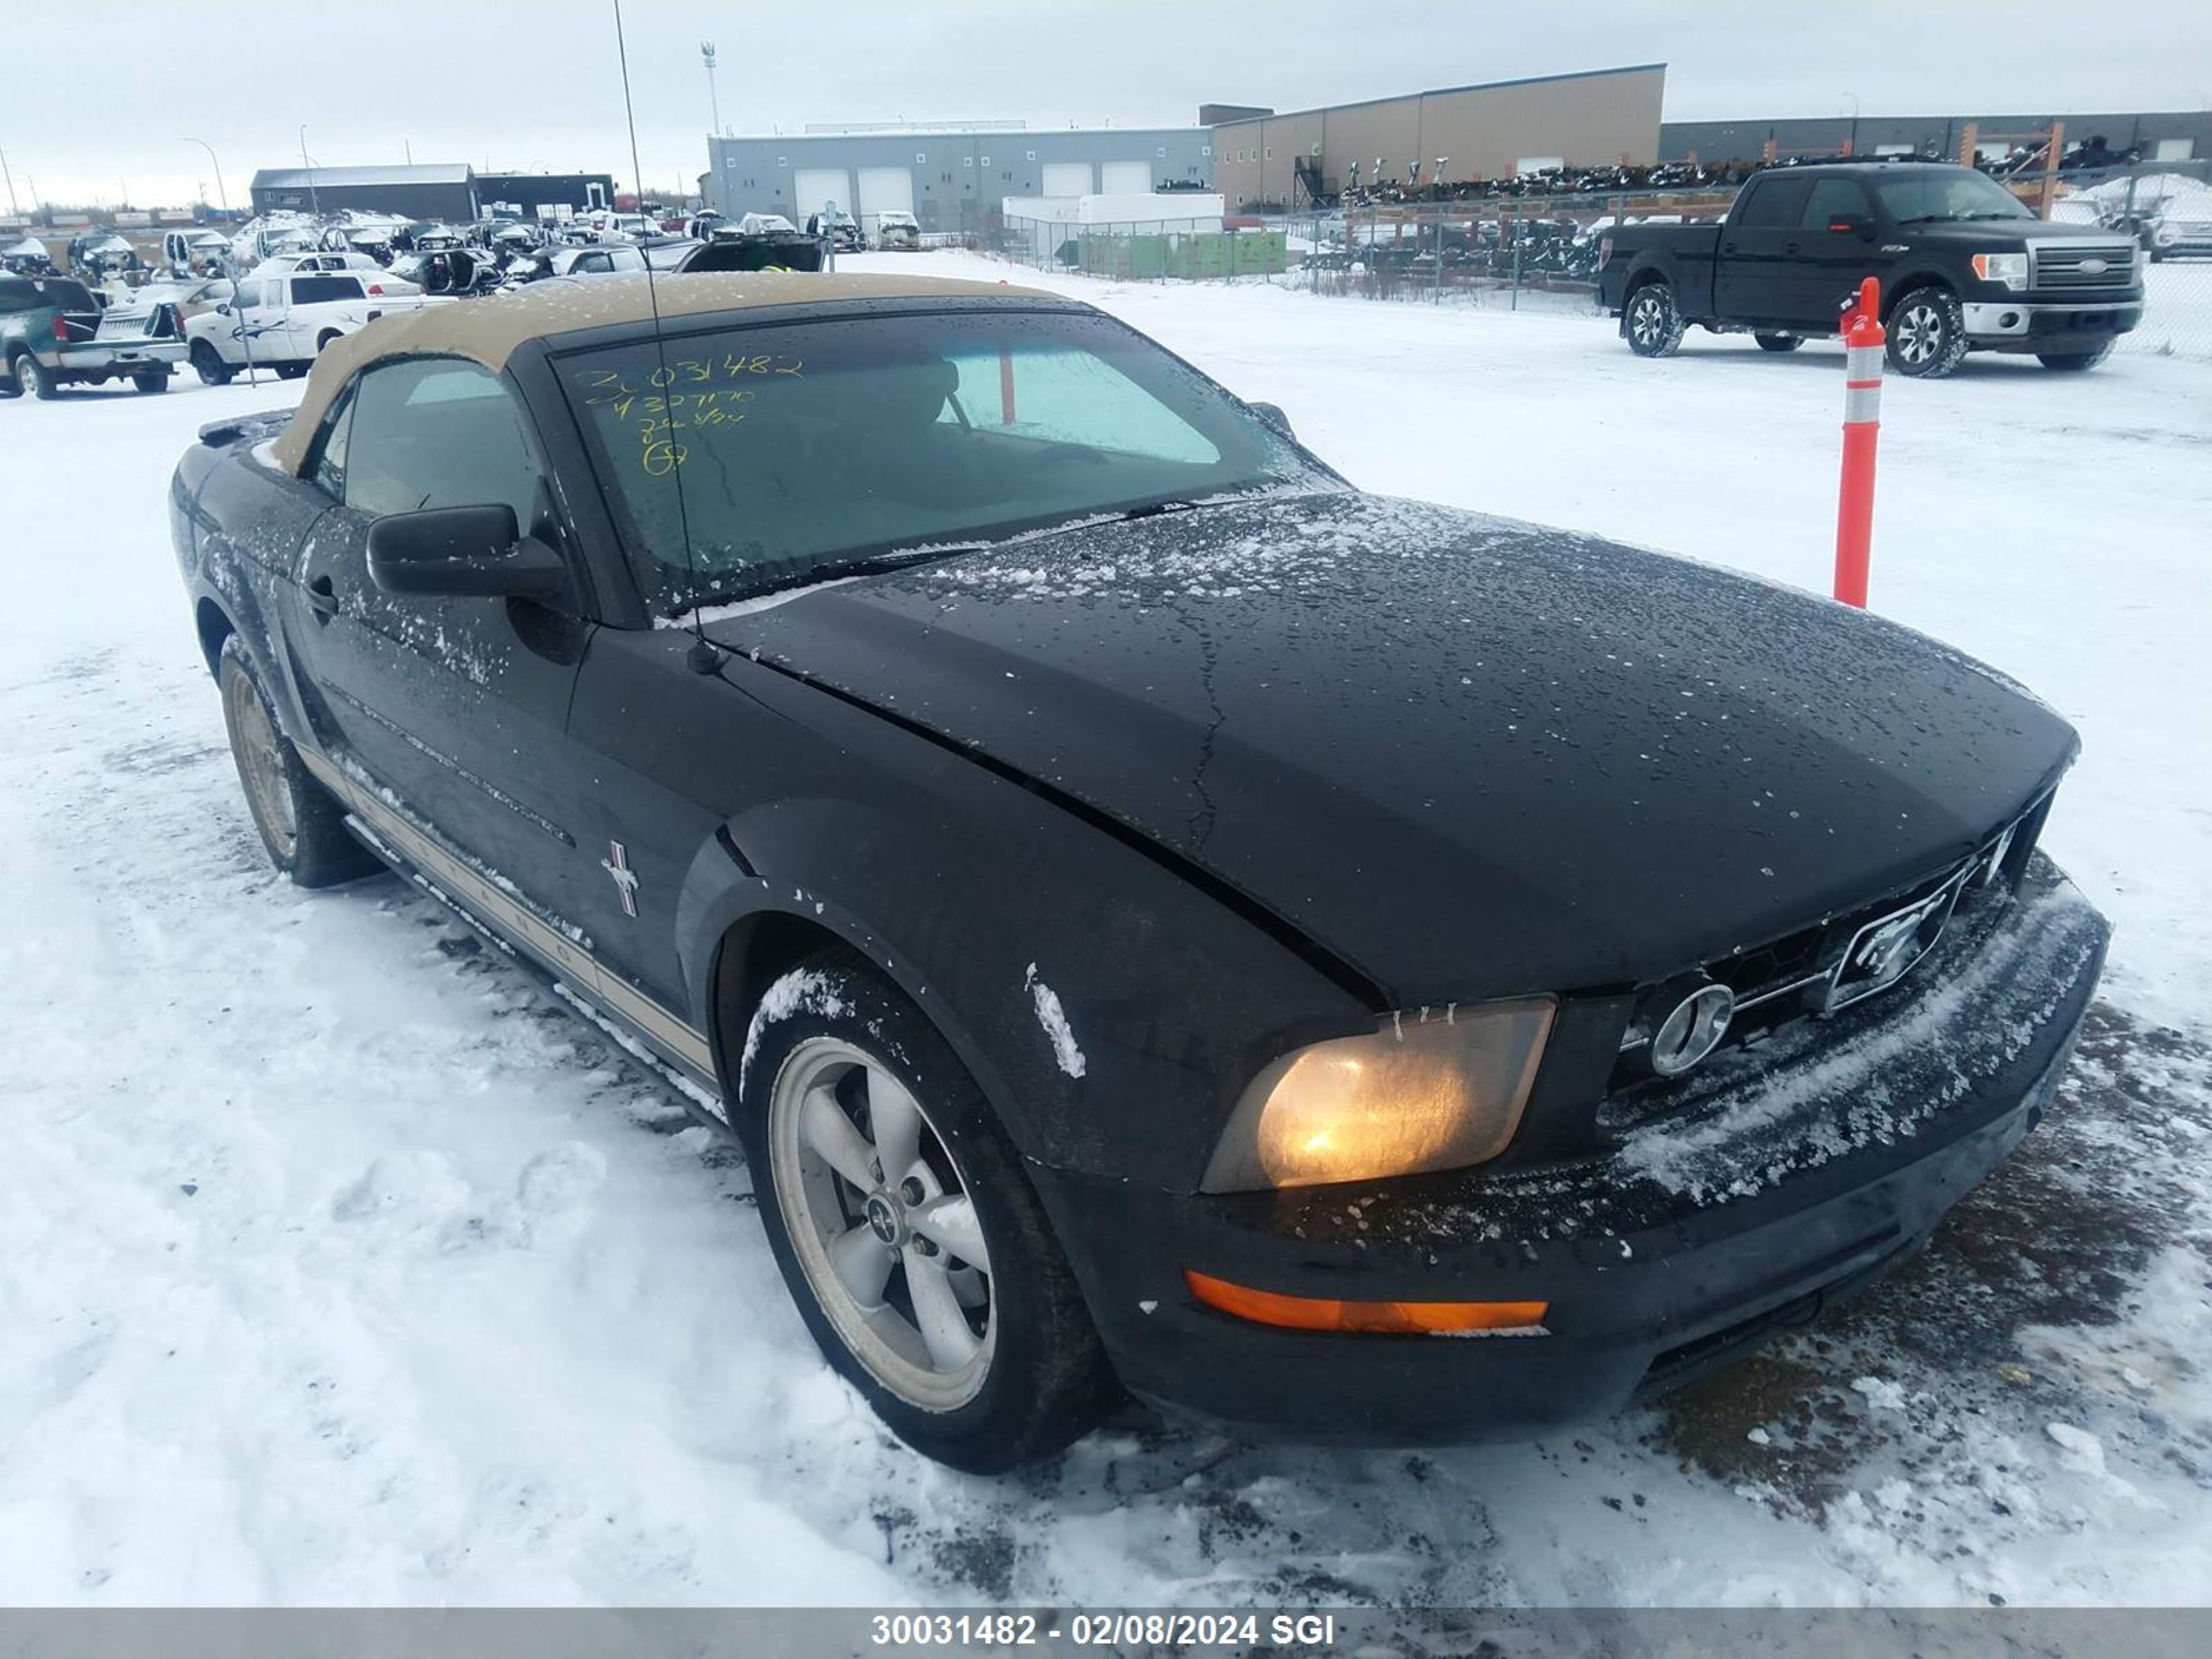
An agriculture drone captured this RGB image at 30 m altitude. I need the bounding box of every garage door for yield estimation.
[793,167,852,220]
[1100,160,1154,195]
[856,167,915,225]
[1042,161,1094,197]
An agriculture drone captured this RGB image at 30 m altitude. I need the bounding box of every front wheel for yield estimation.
[217,636,379,888]
[1623,281,1686,357]
[741,953,1118,1471]
[1754,331,1804,353]
[1886,288,1969,378]
[2037,343,2115,372]
[190,341,234,386]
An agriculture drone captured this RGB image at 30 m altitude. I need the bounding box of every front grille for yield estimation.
[2032,242,2138,291]
[1604,791,2052,1120]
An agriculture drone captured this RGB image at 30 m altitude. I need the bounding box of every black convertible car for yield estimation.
[171,274,2108,1471]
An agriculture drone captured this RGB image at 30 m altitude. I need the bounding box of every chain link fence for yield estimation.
[988,162,2212,359]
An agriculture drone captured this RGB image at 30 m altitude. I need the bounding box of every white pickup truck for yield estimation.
[184,269,438,384]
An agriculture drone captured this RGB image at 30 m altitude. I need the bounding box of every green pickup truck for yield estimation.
[1,272,187,398]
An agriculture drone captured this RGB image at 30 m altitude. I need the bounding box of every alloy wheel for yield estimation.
[1894,301,1944,367]
[769,1037,995,1412]
[222,667,298,859]
[1629,291,1669,346]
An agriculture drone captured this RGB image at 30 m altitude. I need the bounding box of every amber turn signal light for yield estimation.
[1183,1270,1548,1335]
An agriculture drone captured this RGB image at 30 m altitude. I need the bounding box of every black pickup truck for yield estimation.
[1597,162,2144,376]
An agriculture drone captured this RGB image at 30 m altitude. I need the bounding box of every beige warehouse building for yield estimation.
[1210,64,1667,209]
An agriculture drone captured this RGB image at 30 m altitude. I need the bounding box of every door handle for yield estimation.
[1784,241,1801,254]
[1723,241,1737,254]
[308,575,339,621]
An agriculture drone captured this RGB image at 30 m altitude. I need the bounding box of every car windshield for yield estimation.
[1877,171,2035,224]
[560,306,1331,615]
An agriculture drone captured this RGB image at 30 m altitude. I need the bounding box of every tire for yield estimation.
[216,635,379,889]
[738,951,1118,1471]
[18,352,59,400]
[316,330,342,355]
[191,341,234,386]
[1886,288,1969,378]
[1754,331,1804,353]
[0,357,18,398]
[133,371,169,395]
[1623,279,1685,357]
[2036,343,2115,372]
[276,363,308,380]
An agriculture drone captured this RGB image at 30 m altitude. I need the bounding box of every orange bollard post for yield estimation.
[1835,276,1884,608]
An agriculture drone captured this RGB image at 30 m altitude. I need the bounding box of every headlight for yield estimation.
[1200,998,1555,1193]
[1971,252,2029,290]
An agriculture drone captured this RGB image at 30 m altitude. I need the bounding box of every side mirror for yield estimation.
[366,505,568,601]
[1250,400,1296,440]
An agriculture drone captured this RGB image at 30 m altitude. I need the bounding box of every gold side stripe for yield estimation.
[297,746,718,1076]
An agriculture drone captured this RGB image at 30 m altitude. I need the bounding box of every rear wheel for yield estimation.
[190,340,234,386]
[18,352,59,400]
[217,636,378,888]
[741,953,1118,1471]
[1624,281,1685,357]
[1754,331,1804,353]
[2036,342,2115,372]
[1886,288,1969,378]
[276,362,308,380]
[316,329,342,354]
[132,371,169,395]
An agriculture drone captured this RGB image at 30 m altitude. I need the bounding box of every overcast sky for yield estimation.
[7,0,2211,208]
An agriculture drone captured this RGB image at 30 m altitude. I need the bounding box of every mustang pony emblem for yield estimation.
[601,841,640,917]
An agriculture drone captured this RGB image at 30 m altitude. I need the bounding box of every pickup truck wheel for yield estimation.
[217,637,378,889]
[276,363,308,380]
[132,371,169,395]
[1754,332,1804,353]
[2036,343,2115,372]
[316,330,343,354]
[190,341,234,386]
[1886,289,1968,378]
[0,356,18,397]
[741,952,1118,1471]
[18,352,59,400]
[1624,281,1685,357]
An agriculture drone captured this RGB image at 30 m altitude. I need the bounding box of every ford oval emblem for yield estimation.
[2079,257,2110,275]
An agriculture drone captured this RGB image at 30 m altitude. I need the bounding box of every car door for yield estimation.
[1785,177,1888,328]
[288,356,606,955]
[1715,174,1810,326]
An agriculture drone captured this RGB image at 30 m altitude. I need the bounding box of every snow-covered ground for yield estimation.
[2,254,2208,1609]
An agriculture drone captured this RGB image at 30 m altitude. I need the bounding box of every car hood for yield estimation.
[1903,217,2134,250]
[706,492,2077,1006]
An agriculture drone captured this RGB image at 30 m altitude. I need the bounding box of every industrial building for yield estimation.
[1660,109,2212,166]
[248,165,620,223]
[249,165,479,222]
[704,125,1215,234]
[1208,64,1668,209]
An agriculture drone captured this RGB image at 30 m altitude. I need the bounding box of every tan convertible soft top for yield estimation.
[269,271,1056,476]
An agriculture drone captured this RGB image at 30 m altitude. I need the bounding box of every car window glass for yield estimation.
[342,358,550,533]
[292,275,364,305]
[559,308,1321,615]
[1801,179,1872,229]
[1735,178,1807,228]
[311,384,357,500]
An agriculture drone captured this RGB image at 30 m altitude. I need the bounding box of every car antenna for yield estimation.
[612,0,722,675]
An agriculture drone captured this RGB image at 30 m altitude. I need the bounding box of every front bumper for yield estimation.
[1040,856,2108,1443]
[1963,298,2142,348]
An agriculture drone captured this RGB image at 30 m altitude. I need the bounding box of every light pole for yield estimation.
[0,147,18,216]
[300,124,320,216]
[184,138,229,214]
[702,41,722,138]
[1843,92,1861,156]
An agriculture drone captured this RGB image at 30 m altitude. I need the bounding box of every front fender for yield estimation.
[669,659,1376,1191]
